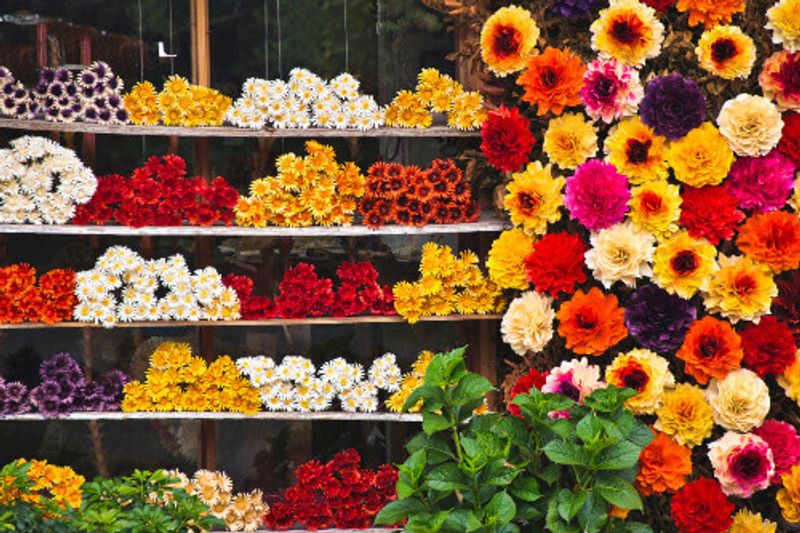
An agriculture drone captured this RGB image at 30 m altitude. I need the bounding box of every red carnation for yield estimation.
[508,368,548,418]
[774,271,800,338]
[679,184,745,245]
[481,105,536,172]
[524,232,588,297]
[670,478,734,533]
[778,112,800,166]
[741,315,797,377]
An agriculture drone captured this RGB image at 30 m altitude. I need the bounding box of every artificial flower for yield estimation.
[516,46,585,116]
[580,58,643,123]
[767,0,800,52]
[717,94,784,157]
[678,184,745,245]
[703,255,777,324]
[780,464,800,523]
[564,160,631,231]
[754,420,800,484]
[480,105,535,172]
[487,229,534,290]
[625,283,696,353]
[124,80,159,124]
[696,25,756,79]
[779,111,800,165]
[726,150,796,212]
[676,316,743,385]
[670,478,734,533]
[603,116,669,183]
[556,287,628,355]
[707,368,770,432]
[480,6,540,77]
[729,509,777,533]
[640,74,706,140]
[523,232,588,297]
[666,122,734,187]
[740,315,797,377]
[605,348,675,414]
[501,291,555,356]
[542,113,598,169]
[676,0,744,27]
[737,211,800,276]
[449,91,490,131]
[635,431,692,496]
[655,383,715,447]
[708,431,774,497]
[504,161,565,235]
[652,231,718,299]
[628,180,681,239]
[541,358,604,404]
[585,221,655,288]
[590,0,665,67]
[760,50,800,110]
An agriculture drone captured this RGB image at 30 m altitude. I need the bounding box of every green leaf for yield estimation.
[485,490,516,526]
[443,510,483,533]
[510,476,541,503]
[452,373,493,406]
[537,463,561,485]
[626,422,656,449]
[424,348,467,387]
[543,440,588,466]
[557,489,587,521]
[426,463,469,492]
[583,386,637,413]
[422,412,453,435]
[546,497,581,533]
[404,385,445,412]
[399,449,427,485]
[481,459,521,486]
[405,433,455,464]
[375,498,428,525]
[594,441,642,470]
[595,474,643,511]
[576,414,603,443]
[576,492,608,533]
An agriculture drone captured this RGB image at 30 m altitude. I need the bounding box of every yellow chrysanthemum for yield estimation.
[729,509,777,533]
[480,5,540,77]
[652,231,718,299]
[604,116,669,184]
[767,0,800,52]
[696,25,756,80]
[779,464,800,523]
[667,122,735,187]
[487,229,534,290]
[590,0,665,67]
[628,181,681,239]
[448,91,488,130]
[677,0,744,28]
[703,255,778,324]
[654,383,714,448]
[542,112,598,170]
[779,351,800,406]
[605,349,675,415]
[123,81,160,125]
[504,161,565,235]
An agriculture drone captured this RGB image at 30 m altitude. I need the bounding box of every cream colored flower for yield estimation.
[706,368,770,432]
[585,221,655,288]
[542,112,598,170]
[717,94,784,157]
[501,291,555,356]
[767,0,800,52]
[605,348,675,415]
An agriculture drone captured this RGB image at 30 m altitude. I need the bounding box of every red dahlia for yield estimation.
[670,477,734,533]
[480,105,536,172]
[778,111,800,166]
[740,315,797,377]
[524,232,588,297]
[679,184,745,245]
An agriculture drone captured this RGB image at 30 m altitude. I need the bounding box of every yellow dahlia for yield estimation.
[604,116,669,184]
[767,0,800,52]
[703,255,777,324]
[696,26,756,80]
[676,0,745,28]
[628,181,681,240]
[590,0,665,67]
[779,464,800,523]
[504,161,565,235]
[654,383,714,448]
[480,6,540,77]
[729,509,777,533]
[542,112,598,170]
[605,349,675,415]
[487,228,534,290]
[652,232,717,299]
[667,122,735,187]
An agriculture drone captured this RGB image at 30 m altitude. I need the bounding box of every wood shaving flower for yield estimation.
[696,25,756,79]
[516,46,585,116]
[676,0,744,27]
[542,112,598,169]
[767,0,800,52]
[717,94,784,157]
[706,368,770,432]
[604,116,669,183]
[655,383,714,447]
[504,161,565,235]
[677,316,743,385]
[652,231,718,299]
[737,211,800,273]
[585,221,655,288]
[667,122,734,187]
[628,180,681,239]
[480,105,536,172]
[480,6,540,77]
[703,255,777,324]
[590,0,664,67]
[487,228,533,290]
[556,287,627,356]
[636,430,692,496]
[605,348,675,414]
[501,291,555,356]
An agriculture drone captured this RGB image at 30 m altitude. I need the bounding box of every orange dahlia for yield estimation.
[480,6,540,77]
[677,316,743,385]
[737,211,800,274]
[676,0,745,28]
[517,47,585,116]
[636,430,693,496]
[556,287,628,355]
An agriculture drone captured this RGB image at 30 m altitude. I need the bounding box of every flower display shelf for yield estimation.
[1,412,422,422]
[0,314,502,330]
[0,117,479,138]
[0,218,505,237]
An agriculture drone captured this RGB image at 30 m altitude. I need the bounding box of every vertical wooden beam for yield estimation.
[80,32,97,168]
[36,22,48,67]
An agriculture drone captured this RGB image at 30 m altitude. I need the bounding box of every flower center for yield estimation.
[625,138,652,164]
[732,449,766,480]
[540,68,558,88]
[557,381,581,402]
[593,75,616,98]
[639,191,664,215]
[733,273,757,297]
[619,366,649,391]
[575,310,597,330]
[698,335,721,359]
[517,192,541,214]
[610,17,643,45]
[670,250,699,276]
[775,54,800,97]
[711,38,737,64]
[493,25,522,57]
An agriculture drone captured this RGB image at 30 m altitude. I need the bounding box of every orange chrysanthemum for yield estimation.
[517,47,586,116]
[737,211,800,274]
[636,430,693,496]
[677,316,743,385]
[556,287,628,355]
[676,0,745,28]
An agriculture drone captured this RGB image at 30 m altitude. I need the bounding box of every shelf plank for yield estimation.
[0,118,479,138]
[0,218,506,237]
[0,314,502,329]
[1,411,421,422]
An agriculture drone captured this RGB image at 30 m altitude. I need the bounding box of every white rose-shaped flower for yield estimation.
[717,94,784,157]
[585,221,655,288]
[501,291,555,356]
[706,368,770,432]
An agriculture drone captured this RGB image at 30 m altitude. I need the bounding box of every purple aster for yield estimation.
[624,283,697,353]
[639,74,706,140]
[40,68,56,84]
[79,70,97,88]
[114,108,129,123]
[2,81,15,96]
[0,66,11,79]
[727,150,796,212]
[565,160,631,231]
[90,61,110,81]
[54,68,71,83]
[98,109,112,122]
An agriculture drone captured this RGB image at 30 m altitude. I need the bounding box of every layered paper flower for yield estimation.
[767,0,800,52]
[655,383,714,447]
[605,348,674,414]
[676,316,743,385]
[670,478,734,533]
[524,231,588,297]
[708,432,774,497]
[585,221,655,288]
[717,94,784,157]
[652,231,718,299]
[706,368,770,432]
[125,75,230,127]
[590,0,664,67]
[678,185,744,245]
[501,291,555,356]
[517,46,585,116]
[480,105,535,172]
[625,283,696,353]
[703,255,777,324]
[666,122,734,187]
[726,150,796,212]
[504,161,565,235]
[565,160,630,231]
[635,431,692,496]
[480,6,540,77]
[782,353,800,407]
[640,74,706,140]
[603,116,669,183]
[556,287,627,356]
[487,228,533,290]
[580,58,643,123]
[0,264,76,324]
[542,113,598,169]
[628,180,681,239]
[696,25,756,79]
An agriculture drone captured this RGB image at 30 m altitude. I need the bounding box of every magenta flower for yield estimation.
[754,420,800,484]
[727,149,796,212]
[565,160,631,231]
[580,58,643,123]
[708,431,774,497]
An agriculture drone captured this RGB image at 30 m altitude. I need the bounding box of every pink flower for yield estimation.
[727,150,796,212]
[542,358,605,417]
[580,58,643,123]
[565,160,631,231]
[707,431,774,497]
[754,420,800,484]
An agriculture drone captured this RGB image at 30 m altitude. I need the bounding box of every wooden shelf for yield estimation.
[0,217,506,237]
[1,411,421,422]
[0,118,479,138]
[0,314,502,329]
